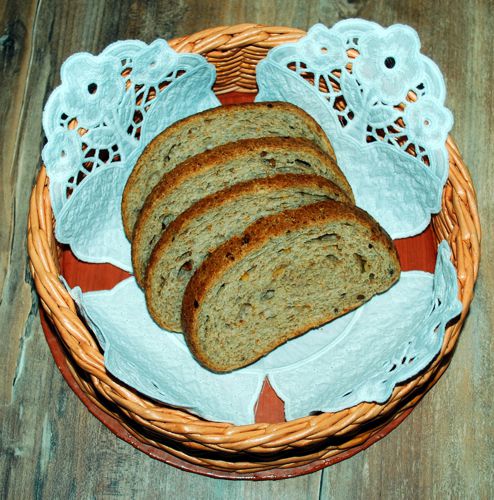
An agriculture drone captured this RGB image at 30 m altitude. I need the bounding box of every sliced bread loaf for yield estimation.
[132,137,353,286]
[122,102,336,239]
[182,201,401,373]
[146,174,351,332]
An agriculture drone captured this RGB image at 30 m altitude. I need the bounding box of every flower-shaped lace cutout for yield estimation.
[298,25,348,71]
[352,25,423,104]
[404,96,453,149]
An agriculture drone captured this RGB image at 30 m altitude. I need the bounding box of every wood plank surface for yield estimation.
[1,0,492,498]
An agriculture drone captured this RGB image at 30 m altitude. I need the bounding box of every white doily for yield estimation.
[66,242,461,424]
[42,39,220,270]
[41,22,462,425]
[256,20,453,238]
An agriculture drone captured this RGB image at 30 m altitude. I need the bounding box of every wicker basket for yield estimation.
[27,24,481,474]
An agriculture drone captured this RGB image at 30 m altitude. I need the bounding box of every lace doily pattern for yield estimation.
[256,20,453,238]
[270,242,461,421]
[68,279,263,424]
[66,242,460,425]
[42,40,220,270]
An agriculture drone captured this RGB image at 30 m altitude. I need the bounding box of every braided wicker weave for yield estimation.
[27,24,480,473]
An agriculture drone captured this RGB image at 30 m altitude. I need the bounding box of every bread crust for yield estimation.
[122,101,337,239]
[145,173,351,331]
[181,200,400,372]
[132,136,352,285]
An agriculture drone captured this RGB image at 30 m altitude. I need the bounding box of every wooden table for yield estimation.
[1,1,492,498]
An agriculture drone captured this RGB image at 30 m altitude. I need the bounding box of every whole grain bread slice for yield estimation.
[182,201,401,373]
[122,101,336,239]
[132,136,352,286]
[146,174,351,332]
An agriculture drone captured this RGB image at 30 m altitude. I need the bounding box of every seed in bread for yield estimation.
[182,200,401,373]
[122,101,336,239]
[146,174,352,331]
[132,136,352,286]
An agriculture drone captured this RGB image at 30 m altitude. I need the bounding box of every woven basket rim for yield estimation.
[27,23,481,472]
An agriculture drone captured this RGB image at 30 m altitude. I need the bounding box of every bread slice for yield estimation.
[122,102,336,239]
[182,201,401,373]
[146,174,352,332]
[132,137,353,286]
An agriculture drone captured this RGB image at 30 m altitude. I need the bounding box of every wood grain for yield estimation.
[1,0,492,498]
